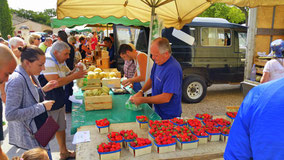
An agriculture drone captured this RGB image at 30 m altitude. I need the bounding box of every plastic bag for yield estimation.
[125,97,142,111]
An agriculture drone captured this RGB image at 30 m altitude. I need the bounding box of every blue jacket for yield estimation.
[5,65,48,150]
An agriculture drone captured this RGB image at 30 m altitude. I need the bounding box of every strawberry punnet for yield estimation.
[226,112,237,118]
[130,138,151,148]
[218,126,231,135]
[195,113,213,120]
[95,118,110,127]
[191,126,208,136]
[187,119,202,128]
[108,132,123,142]
[154,135,176,145]
[204,125,221,134]
[136,115,148,122]
[97,142,121,153]
[120,130,138,140]
[170,117,186,125]
[176,133,198,142]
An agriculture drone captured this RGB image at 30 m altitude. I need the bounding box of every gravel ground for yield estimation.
[181,84,244,119]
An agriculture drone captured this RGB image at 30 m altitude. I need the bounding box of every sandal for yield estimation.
[60,151,76,160]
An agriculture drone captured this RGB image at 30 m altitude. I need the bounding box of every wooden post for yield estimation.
[244,8,258,80]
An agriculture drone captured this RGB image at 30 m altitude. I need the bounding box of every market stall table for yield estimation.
[76,123,226,160]
[71,89,161,134]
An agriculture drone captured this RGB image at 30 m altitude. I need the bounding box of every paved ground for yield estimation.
[2,84,244,159]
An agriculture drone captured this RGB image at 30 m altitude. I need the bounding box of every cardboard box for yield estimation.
[176,139,198,150]
[84,95,112,111]
[98,149,121,160]
[102,78,121,88]
[129,143,152,157]
[153,141,176,154]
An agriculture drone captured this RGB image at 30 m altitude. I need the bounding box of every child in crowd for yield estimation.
[12,148,49,160]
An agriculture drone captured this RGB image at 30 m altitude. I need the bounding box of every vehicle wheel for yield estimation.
[182,75,207,103]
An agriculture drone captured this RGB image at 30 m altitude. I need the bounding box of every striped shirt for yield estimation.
[41,52,70,77]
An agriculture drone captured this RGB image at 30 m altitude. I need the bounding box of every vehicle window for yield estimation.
[116,25,147,52]
[238,32,247,52]
[201,27,231,47]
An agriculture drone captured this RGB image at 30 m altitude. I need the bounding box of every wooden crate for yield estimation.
[197,136,208,144]
[86,79,101,86]
[254,58,269,67]
[177,140,198,150]
[102,78,121,88]
[101,57,110,69]
[81,86,101,91]
[129,144,152,157]
[101,50,109,58]
[84,95,112,111]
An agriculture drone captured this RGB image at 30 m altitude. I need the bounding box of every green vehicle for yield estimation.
[113,17,247,103]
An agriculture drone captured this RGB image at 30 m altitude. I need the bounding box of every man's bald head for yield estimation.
[0,44,17,83]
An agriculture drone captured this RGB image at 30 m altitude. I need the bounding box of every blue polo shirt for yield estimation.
[150,56,182,119]
[224,77,284,160]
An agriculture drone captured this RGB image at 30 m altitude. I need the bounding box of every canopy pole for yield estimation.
[107,24,109,36]
[145,3,155,96]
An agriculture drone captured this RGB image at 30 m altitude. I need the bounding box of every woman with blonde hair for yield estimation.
[29,34,41,47]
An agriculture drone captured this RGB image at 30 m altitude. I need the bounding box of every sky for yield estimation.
[7,0,57,12]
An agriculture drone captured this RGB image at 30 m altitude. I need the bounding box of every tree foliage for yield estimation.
[10,8,56,26]
[199,3,247,24]
[0,0,14,39]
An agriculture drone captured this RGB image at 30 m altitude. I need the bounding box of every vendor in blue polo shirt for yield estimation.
[130,37,182,119]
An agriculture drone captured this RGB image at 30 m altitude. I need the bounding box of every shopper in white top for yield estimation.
[261,39,284,83]
[118,44,153,93]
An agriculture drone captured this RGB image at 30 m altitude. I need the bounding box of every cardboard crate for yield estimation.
[84,95,112,111]
[176,139,198,150]
[153,142,176,154]
[129,143,152,157]
[98,149,121,160]
[102,78,121,88]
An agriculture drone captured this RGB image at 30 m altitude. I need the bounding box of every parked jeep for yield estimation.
[112,17,247,103]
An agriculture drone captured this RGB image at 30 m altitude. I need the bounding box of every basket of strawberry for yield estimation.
[202,119,218,127]
[97,142,121,160]
[95,118,110,134]
[191,126,208,144]
[218,126,230,143]
[174,125,191,135]
[176,133,199,150]
[136,115,148,129]
[226,112,237,122]
[187,119,202,128]
[154,135,176,153]
[120,130,138,149]
[195,113,213,120]
[107,132,124,147]
[205,126,221,142]
[214,118,231,127]
[129,138,152,157]
[170,117,186,126]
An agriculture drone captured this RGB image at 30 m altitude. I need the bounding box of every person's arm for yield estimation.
[0,83,6,103]
[44,70,85,88]
[260,72,270,83]
[82,44,91,53]
[132,78,152,98]
[131,93,173,105]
